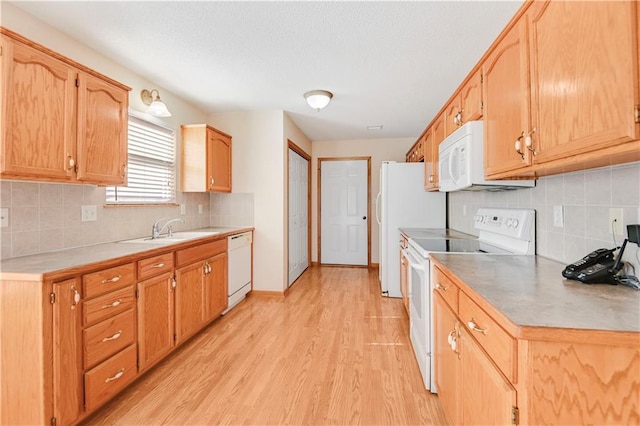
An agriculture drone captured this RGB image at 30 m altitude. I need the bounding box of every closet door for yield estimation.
[288,147,310,286]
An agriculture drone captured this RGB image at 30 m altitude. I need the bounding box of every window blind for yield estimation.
[106,114,176,204]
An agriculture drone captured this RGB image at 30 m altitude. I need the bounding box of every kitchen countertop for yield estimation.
[400,227,476,240]
[0,226,253,280]
[430,253,640,334]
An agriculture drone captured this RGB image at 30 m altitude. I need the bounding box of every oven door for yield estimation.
[406,246,432,391]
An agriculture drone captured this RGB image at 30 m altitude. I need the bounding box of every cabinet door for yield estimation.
[76,72,128,185]
[461,69,483,123]
[137,272,175,370]
[434,293,461,425]
[483,19,532,177]
[399,246,409,314]
[207,129,232,192]
[528,1,640,164]
[460,327,516,425]
[175,262,205,343]
[53,278,83,426]
[204,253,228,322]
[1,36,76,180]
[423,129,438,190]
[444,95,462,138]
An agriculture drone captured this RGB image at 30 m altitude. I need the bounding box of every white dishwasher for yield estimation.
[224,231,252,314]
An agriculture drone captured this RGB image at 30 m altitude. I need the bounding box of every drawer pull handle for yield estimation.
[102,275,121,284]
[434,283,448,291]
[152,262,165,268]
[468,319,487,335]
[105,368,125,383]
[102,299,122,309]
[102,331,122,342]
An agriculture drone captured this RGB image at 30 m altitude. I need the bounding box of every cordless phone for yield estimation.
[562,248,615,279]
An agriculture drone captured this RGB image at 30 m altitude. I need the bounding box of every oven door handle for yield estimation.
[406,250,427,271]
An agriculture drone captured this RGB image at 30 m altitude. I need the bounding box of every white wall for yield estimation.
[0,3,215,259]
[310,138,414,263]
[208,111,286,292]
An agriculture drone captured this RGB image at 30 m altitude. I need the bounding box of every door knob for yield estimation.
[362,216,367,220]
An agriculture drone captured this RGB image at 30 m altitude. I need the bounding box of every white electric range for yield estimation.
[405,207,535,392]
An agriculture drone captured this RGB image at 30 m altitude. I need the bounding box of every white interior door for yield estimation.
[320,159,368,266]
[288,148,309,286]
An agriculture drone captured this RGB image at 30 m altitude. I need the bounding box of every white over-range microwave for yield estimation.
[438,121,535,192]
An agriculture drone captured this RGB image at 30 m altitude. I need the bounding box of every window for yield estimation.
[106,113,176,204]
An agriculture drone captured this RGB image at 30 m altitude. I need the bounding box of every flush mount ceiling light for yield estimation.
[141,88,172,117]
[304,90,333,111]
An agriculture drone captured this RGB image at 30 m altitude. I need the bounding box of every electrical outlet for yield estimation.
[609,208,623,235]
[81,205,97,222]
[180,204,186,215]
[198,204,203,214]
[553,205,564,228]
[0,208,8,228]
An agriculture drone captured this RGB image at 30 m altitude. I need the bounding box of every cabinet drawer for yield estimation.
[432,267,459,313]
[84,344,137,412]
[83,309,135,369]
[83,285,135,327]
[459,291,515,382]
[83,263,135,299]
[176,239,226,268]
[138,252,174,281]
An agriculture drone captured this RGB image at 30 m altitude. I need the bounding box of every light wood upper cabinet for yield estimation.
[423,128,438,191]
[181,124,232,192]
[526,0,640,165]
[483,18,531,177]
[1,34,77,181]
[460,69,483,124]
[76,72,128,184]
[0,29,130,185]
[444,96,462,138]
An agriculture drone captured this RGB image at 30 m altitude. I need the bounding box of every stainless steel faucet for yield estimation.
[151,217,185,239]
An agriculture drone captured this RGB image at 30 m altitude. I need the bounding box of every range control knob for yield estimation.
[512,218,519,228]
[505,218,513,227]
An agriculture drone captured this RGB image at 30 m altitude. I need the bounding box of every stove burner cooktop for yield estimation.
[408,237,510,257]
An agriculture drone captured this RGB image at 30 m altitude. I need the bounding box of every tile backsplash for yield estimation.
[0,181,214,259]
[209,193,254,227]
[449,161,640,272]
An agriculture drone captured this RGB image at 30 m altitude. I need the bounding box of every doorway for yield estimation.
[318,157,371,266]
[288,141,311,286]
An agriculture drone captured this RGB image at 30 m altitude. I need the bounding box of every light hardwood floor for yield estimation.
[84,266,448,425]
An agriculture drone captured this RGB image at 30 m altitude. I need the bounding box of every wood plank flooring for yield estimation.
[84,266,448,425]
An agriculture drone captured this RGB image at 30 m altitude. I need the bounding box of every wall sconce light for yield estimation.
[141,89,172,117]
[304,90,333,111]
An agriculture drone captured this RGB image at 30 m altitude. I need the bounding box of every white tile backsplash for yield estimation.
[0,181,241,259]
[449,161,640,274]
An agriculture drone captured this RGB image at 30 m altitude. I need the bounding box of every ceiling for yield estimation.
[10,1,524,142]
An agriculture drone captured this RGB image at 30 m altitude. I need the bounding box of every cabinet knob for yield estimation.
[514,133,525,160]
[102,275,122,284]
[525,127,537,156]
[67,154,76,171]
[210,176,215,187]
[105,368,125,383]
[102,330,122,342]
[434,282,449,291]
[428,175,434,183]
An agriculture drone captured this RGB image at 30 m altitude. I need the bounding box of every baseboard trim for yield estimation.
[251,290,285,297]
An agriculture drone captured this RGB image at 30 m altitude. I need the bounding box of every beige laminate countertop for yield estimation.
[430,253,640,334]
[0,227,253,280]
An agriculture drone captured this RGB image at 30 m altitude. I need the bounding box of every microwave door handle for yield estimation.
[448,148,457,185]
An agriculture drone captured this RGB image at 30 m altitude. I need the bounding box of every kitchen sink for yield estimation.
[119,231,220,244]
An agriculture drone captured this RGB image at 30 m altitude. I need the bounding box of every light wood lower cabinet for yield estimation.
[204,252,228,322]
[434,293,461,425]
[0,233,242,424]
[53,278,84,426]
[460,326,517,425]
[433,263,640,425]
[137,271,176,370]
